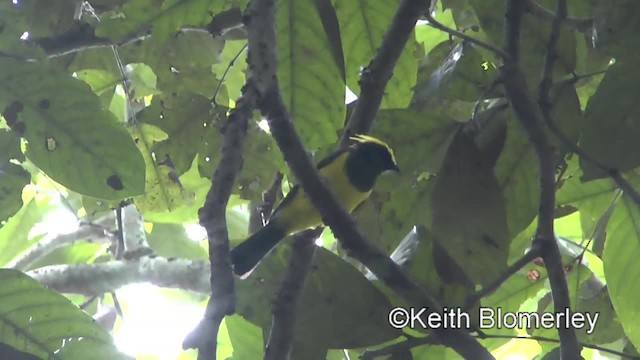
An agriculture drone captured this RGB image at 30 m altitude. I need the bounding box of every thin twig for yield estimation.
[8,221,112,270]
[212,43,248,107]
[260,172,284,226]
[501,0,580,358]
[423,13,510,59]
[524,0,594,32]
[464,244,542,310]
[476,334,639,360]
[339,0,435,142]
[114,204,125,259]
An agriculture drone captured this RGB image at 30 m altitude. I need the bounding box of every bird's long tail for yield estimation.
[230,221,286,277]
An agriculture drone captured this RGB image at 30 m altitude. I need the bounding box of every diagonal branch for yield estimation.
[250,0,492,358]
[501,0,580,358]
[339,0,433,142]
[264,229,320,360]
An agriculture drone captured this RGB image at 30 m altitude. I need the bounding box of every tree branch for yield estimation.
[501,1,580,358]
[339,0,432,141]
[28,256,210,295]
[250,0,492,357]
[8,216,114,271]
[182,0,282,357]
[38,7,243,58]
[422,14,509,59]
[264,230,320,360]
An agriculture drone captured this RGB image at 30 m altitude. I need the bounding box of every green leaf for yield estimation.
[467,0,575,84]
[277,0,346,150]
[141,154,211,223]
[27,243,105,270]
[70,32,224,97]
[126,63,161,99]
[415,9,456,55]
[140,93,224,176]
[146,223,207,259]
[95,0,235,42]
[479,273,545,351]
[427,131,509,286]
[0,269,129,360]
[0,197,52,267]
[0,1,53,60]
[603,194,640,351]
[131,123,194,214]
[236,246,399,350]
[0,58,146,200]
[211,40,248,104]
[334,0,418,109]
[0,128,24,163]
[591,0,640,60]
[75,69,121,107]
[0,163,30,224]
[412,42,497,109]
[225,314,264,360]
[581,59,640,180]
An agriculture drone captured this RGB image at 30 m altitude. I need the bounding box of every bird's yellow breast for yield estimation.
[273,152,371,235]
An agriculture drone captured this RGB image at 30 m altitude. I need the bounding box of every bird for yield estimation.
[230,134,400,277]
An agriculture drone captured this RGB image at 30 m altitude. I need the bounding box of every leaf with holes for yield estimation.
[581,59,640,180]
[0,58,146,200]
[95,0,240,42]
[131,123,194,214]
[0,269,129,359]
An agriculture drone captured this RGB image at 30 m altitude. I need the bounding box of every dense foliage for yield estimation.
[1,0,640,359]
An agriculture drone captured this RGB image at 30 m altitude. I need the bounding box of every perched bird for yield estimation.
[230,135,400,277]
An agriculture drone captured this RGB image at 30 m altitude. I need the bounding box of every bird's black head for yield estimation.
[346,135,400,191]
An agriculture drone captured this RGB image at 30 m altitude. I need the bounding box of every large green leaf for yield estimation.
[0,269,129,359]
[467,0,576,84]
[140,93,224,176]
[145,223,207,259]
[0,1,48,60]
[427,131,509,286]
[0,197,52,267]
[0,58,146,200]
[603,194,640,350]
[495,84,582,238]
[334,0,418,109]
[95,0,239,42]
[236,246,399,350]
[412,42,497,109]
[581,59,640,180]
[276,0,345,150]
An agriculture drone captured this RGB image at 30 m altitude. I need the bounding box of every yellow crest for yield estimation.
[349,134,397,165]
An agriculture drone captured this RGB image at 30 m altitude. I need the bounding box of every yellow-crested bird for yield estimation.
[230,135,399,276]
